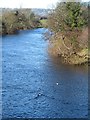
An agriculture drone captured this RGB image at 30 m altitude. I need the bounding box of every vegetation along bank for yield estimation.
[0,8,46,35]
[47,2,89,65]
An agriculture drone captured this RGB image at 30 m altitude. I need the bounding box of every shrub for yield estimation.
[2,12,18,34]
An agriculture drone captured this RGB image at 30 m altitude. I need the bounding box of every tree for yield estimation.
[48,2,88,32]
[65,2,86,29]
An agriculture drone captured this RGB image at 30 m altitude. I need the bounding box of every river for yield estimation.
[2,28,88,118]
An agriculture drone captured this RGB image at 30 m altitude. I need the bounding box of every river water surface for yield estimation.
[2,28,88,118]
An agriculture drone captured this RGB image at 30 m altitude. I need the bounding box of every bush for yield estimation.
[2,12,18,34]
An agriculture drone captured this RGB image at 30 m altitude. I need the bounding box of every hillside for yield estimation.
[31,8,51,17]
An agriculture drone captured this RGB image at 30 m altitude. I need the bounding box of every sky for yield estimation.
[0,0,89,9]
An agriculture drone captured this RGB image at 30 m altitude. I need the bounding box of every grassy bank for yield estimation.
[48,2,89,65]
[40,19,48,28]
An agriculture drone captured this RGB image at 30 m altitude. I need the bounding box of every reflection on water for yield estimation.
[51,56,88,74]
[2,28,88,118]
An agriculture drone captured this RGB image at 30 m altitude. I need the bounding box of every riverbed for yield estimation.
[2,28,88,118]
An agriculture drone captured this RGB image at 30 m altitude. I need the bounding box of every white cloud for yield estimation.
[0,0,89,9]
[0,0,59,9]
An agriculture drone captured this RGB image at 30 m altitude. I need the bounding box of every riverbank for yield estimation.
[47,2,89,65]
[48,27,89,65]
[1,9,42,35]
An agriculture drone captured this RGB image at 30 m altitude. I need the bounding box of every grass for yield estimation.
[40,19,48,28]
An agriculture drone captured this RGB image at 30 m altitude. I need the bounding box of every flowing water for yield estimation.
[2,28,88,118]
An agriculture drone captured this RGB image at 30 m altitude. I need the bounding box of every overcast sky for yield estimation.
[0,0,89,9]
